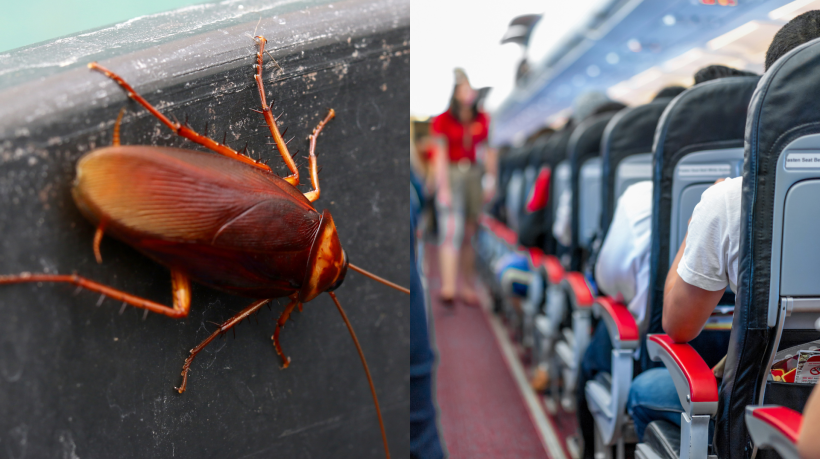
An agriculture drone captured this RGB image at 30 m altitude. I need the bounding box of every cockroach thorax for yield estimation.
[298,210,347,302]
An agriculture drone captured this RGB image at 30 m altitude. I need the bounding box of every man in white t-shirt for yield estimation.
[576,181,654,458]
[596,180,654,324]
[625,11,820,441]
[626,177,741,439]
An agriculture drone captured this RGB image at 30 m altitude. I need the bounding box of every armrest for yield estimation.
[562,272,594,309]
[593,297,638,349]
[479,214,518,247]
[527,247,546,269]
[745,405,801,459]
[543,254,565,285]
[646,334,718,416]
[526,247,565,285]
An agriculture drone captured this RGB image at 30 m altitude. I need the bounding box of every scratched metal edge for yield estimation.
[0,0,409,139]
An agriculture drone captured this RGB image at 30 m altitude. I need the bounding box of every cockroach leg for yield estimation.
[93,219,107,264]
[87,62,271,173]
[302,109,335,203]
[272,297,300,369]
[112,107,125,146]
[0,272,191,319]
[176,298,271,393]
[252,36,299,187]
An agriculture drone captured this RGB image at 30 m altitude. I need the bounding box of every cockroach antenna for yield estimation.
[253,17,262,39]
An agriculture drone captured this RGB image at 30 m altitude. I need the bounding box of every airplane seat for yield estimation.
[529,127,577,369]
[518,131,569,348]
[628,74,761,459]
[583,97,674,455]
[733,37,820,459]
[505,147,530,232]
[550,110,623,412]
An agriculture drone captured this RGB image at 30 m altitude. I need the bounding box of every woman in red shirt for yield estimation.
[432,69,490,305]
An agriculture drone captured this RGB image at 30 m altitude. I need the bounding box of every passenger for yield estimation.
[799,381,820,459]
[626,10,820,441]
[432,68,489,306]
[575,71,752,458]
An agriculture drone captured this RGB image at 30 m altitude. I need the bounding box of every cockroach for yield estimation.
[0,36,406,459]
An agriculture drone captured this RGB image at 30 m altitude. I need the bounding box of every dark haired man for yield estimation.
[626,10,820,441]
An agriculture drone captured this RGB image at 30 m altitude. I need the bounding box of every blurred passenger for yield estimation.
[693,65,757,84]
[627,10,820,441]
[432,69,490,305]
[653,85,687,99]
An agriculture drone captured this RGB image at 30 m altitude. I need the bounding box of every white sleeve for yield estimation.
[595,198,635,300]
[677,180,734,291]
[553,189,572,246]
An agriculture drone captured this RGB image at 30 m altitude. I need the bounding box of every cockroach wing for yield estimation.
[73,146,322,298]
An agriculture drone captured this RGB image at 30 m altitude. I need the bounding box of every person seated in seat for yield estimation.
[626,10,820,441]
[574,73,751,459]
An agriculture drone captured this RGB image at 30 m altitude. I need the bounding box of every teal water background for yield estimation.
[0,0,208,53]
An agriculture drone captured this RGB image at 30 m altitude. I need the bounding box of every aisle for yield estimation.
[427,247,554,459]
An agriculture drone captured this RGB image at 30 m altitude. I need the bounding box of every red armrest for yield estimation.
[752,406,802,444]
[479,214,518,247]
[562,272,594,308]
[527,247,546,268]
[479,213,494,229]
[527,249,565,285]
[497,223,518,246]
[646,334,718,416]
[543,255,564,285]
[594,297,639,348]
[746,405,802,459]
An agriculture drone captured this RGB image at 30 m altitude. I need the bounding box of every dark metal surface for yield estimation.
[0,0,409,457]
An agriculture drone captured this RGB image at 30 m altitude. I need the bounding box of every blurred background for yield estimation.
[0,1,207,53]
[411,0,819,145]
[409,1,820,458]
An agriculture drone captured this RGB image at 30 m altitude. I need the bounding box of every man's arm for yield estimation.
[663,178,728,343]
[662,234,725,343]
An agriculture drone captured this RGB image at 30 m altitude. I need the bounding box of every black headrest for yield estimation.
[599,98,673,238]
[643,76,759,360]
[716,37,820,459]
[541,124,574,167]
[568,110,621,271]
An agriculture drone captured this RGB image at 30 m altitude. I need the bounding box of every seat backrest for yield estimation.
[504,148,530,231]
[599,99,672,242]
[538,125,576,255]
[716,38,820,459]
[642,76,759,354]
[552,159,571,245]
[568,111,622,271]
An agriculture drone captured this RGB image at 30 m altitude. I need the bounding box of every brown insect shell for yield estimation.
[70,145,344,300]
[298,209,348,302]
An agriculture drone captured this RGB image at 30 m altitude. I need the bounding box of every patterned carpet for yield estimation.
[426,245,550,459]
